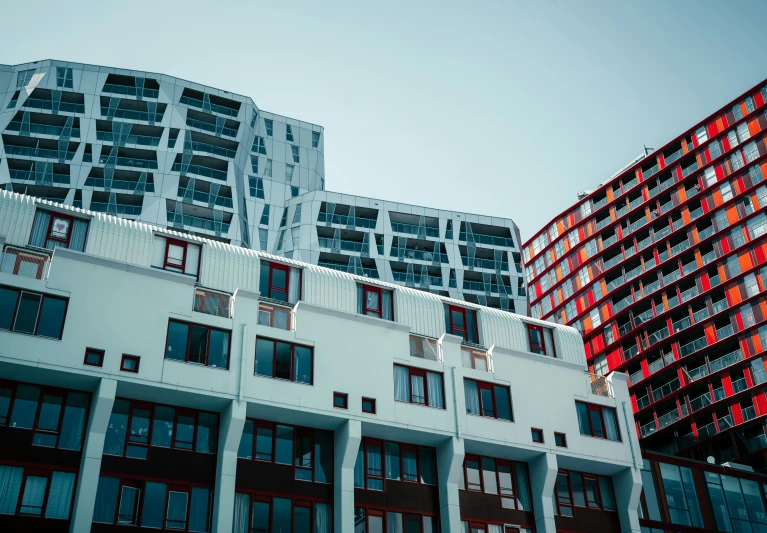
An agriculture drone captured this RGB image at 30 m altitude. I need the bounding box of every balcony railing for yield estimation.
[189,141,237,159]
[179,95,239,117]
[458,232,515,248]
[99,155,157,169]
[6,121,81,138]
[652,377,680,402]
[633,307,655,326]
[588,374,614,398]
[603,254,623,271]
[410,335,441,362]
[102,83,159,98]
[9,169,70,184]
[682,161,699,177]
[732,378,747,394]
[718,415,733,431]
[692,307,710,323]
[24,98,84,113]
[709,349,742,373]
[689,392,712,412]
[716,324,734,340]
[461,256,509,271]
[687,364,709,382]
[745,433,767,453]
[392,271,443,286]
[193,287,232,318]
[391,222,440,238]
[318,237,365,253]
[640,420,658,438]
[623,343,639,361]
[0,246,51,280]
[629,368,645,385]
[679,336,708,358]
[171,162,228,181]
[177,188,234,208]
[742,405,757,422]
[97,130,161,147]
[391,248,448,263]
[648,352,675,376]
[647,327,670,346]
[612,294,635,314]
[665,149,683,165]
[658,408,681,429]
[463,280,513,294]
[91,202,142,215]
[643,164,659,179]
[317,212,377,229]
[186,117,238,138]
[697,420,718,440]
[680,286,699,303]
[672,315,692,333]
[636,395,650,410]
[712,299,728,314]
[5,145,76,160]
[166,212,230,233]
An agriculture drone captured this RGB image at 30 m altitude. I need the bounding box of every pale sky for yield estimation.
[3,0,767,240]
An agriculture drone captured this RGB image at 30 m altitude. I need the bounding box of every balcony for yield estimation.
[742,405,757,422]
[680,286,699,303]
[603,254,623,271]
[461,256,509,271]
[681,260,698,276]
[189,141,237,159]
[672,315,692,333]
[636,395,650,410]
[606,275,624,293]
[5,145,76,161]
[647,326,670,346]
[689,207,703,221]
[100,107,164,122]
[679,336,708,357]
[317,261,379,279]
[662,269,681,285]
[623,343,640,361]
[410,335,441,362]
[179,95,239,117]
[658,407,681,429]
[171,162,228,181]
[390,247,448,263]
[318,237,365,253]
[97,130,161,147]
[317,212,377,229]
[588,374,614,398]
[595,217,612,231]
[652,377,681,402]
[636,235,653,251]
[640,420,658,438]
[745,433,767,453]
[689,392,712,412]
[177,188,233,209]
[391,221,439,238]
[630,368,645,385]
[91,202,142,216]
[687,364,709,382]
[24,98,84,114]
[618,321,633,338]
[166,212,230,233]
[593,196,608,211]
[718,415,734,431]
[633,307,655,326]
[665,149,683,165]
[602,233,618,248]
[697,420,718,440]
[692,307,709,323]
[648,352,675,376]
[708,349,742,373]
[99,155,157,170]
[716,324,734,340]
[732,377,747,394]
[463,280,513,294]
[392,271,443,287]
[643,164,660,179]
[6,121,81,138]
[682,161,699,177]
[9,169,70,184]
[102,83,159,98]
[186,117,238,138]
[0,246,51,280]
[712,299,728,314]
[458,231,515,248]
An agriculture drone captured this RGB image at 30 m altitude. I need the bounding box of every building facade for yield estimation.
[522,78,767,477]
[0,60,525,313]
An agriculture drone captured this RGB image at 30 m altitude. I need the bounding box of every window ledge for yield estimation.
[163,358,230,371]
[295,301,411,333]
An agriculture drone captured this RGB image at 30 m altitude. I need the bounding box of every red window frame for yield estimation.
[360,284,394,320]
[555,469,616,515]
[116,479,142,525]
[84,347,105,367]
[261,260,302,302]
[120,354,140,373]
[555,470,574,517]
[531,428,544,444]
[46,212,75,248]
[358,437,438,489]
[333,392,348,409]
[576,401,621,441]
[465,378,513,421]
[165,319,232,369]
[364,438,384,490]
[446,304,479,343]
[355,505,437,532]
[255,336,314,385]
[394,364,445,409]
[235,492,331,533]
[362,397,376,414]
[4,248,49,279]
[555,432,567,447]
[462,453,528,511]
[526,324,545,354]
[16,468,53,516]
[163,237,188,272]
[400,443,420,482]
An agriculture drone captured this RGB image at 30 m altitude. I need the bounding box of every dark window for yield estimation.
[462,453,532,511]
[0,466,76,519]
[0,380,89,451]
[576,402,621,441]
[264,119,273,136]
[333,392,348,409]
[554,469,616,516]
[312,131,320,148]
[237,418,333,483]
[164,320,231,369]
[0,286,68,339]
[259,260,301,303]
[120,355,140,373]
[531,428,544,443]
[362,397,376,414]
[29,210,89,251]
[355,507,436,533]
[236,494,331,533]
[527,323,556,356]
[255,337,313,384]
[357,284,394,320]
[155,237,201,278]
[445,304,479,344]
[393,365,444,408]
[56,67,73,88]
[355,438,437,491]
[464,379,513,421]
[84,348,104,367]
[555,432,567,447]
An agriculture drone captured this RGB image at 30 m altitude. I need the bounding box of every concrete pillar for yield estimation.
[212,399,247,533]
[69,378,117,533]
[529,452,558,533]
[437,437,464,533]
[334,419,361,533]
[613,467,643,533]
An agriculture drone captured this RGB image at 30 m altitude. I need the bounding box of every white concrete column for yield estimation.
[437,436,464,533]
[334,419,361,533]
[212,399,247,533]
[529,452,558,533]
[69,377,117,533]
[613,467,643,533]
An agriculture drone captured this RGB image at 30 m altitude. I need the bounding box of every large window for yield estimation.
[461,521,526,532]
[0,464,76,519]
[93,475,211,531]
[354,438,437,491]
[28,209,89,252]
[165,320,231,369]
[259,260,301,304]
[445,305,479,344]
[554,469,616,517]
[357,284,394,320]
[705,470,767,532]
[237,418,333,483]
[393,365,444,408]
[103,399,218,459]
[151,235,201,278]
[464,379,512,421]
[658,462,703,528]
[233,493,331,533]
[0,380,88,451]
[0,286,68,339]
[255,337,313,384]
[462,454,532,511]
[576,402,620,441]
[526,323,556,357]
[354,506,436,533]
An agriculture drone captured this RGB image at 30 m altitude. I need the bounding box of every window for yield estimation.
[249,177,265,199]
[121,354,140,373]
[264,119,273,136]
[93,476,211,531]
[1,381,89,451]
[17,69,35,89]
[576,402,620,441]
[526,324,555,356]
[103,399,218,458]
[165,320,231,369]
[252,136,266,155]
[286,124,294,142]
[0,286,68,339]
[255,337,313,384]
[264,159,272,177]
[84,348,104,367]
[7,90,19,108]
[555,432,567,447]
[445,305,479,344]
[28,209,89,251]
[0,465,76,519]
[291,145,300,163]
[237,418,333,484]
[354,507,436,533]
[291,186,300,198]
[354,438,437,490]
[56,67,73,88]
[233,494,331,533]
[464,379,512,421]
[260,204,270,227]
[292,203,302,224]
[393,365,444,408]
[312,131,320,148]
[259,260,301,304]
[705,470,767,533]
[333,392,348,409]
[362,398,376,414]
[462,454,532,511]
[357,284,394,320]
[658,462,703,527]
[554,469,616,517]
[151,235,201,278]
[258,303,291,331]
[531,428,544,443]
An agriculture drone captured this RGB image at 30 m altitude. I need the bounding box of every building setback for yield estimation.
[0,60,526,313]
[523,78,767,529]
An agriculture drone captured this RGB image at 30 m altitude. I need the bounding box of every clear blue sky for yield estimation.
[3,0,767,240]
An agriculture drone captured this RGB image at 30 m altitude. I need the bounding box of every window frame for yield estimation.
[359,283,394,321]
[362,397,376,414]
[555,432,567,448]
[526,324,546,355]
[0,285,69,340]
[464,377,513,421]
[163,237,188,273]
[446,304,479,344]
[236,492,332,533]
[254,336,314,385]
[393,364,445,409]
[333,392,348,409]
[576,401,621,441]
[83,348,105,367]
[531,428,544,444]
[261,260,302,303]
[462,453,530,512]
[46,213,75,248]
[358,437,438,491]
[164,319,232,369]
[555,469,616,515]
[120,354,140,373]
[16,468,53,516]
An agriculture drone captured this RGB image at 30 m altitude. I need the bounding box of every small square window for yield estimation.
[555,432,567,447]
[333,392,348,409]
[362,398,376,414]
[531,428,544,444]
[84,348,105,367]
[121,354,140,373]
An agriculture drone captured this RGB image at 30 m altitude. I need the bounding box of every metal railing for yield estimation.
[177,188,234,208]
[709,350,742,373]
[102,83,159,98]
[317,212,377,229]
[697,420,718,440]
[689,392,712,412]
[91,202,142,215]
[179,95,239,117]
[640,420,658,438]
[712,299,728,314]
[716,324,734,340]
[732,378,747,394]
[588,374,614,397]
[742,406,757,422]
[318,237,365,252]
[97,130,161,147]
[665,149,683,164]
[629,368,645,385]
[166,212,230,233]
[6,121,81,138]
[391,248,448,263]
[171,162,228,181]
[5,145,76,160]
[193,287,232,318]
[9,169,70,184]
[99,155,157,169]
[392,271,443,286]
[410,335,441,362]
[24,98,84,113]
[679,336,708,357]
[461,256,509,271]
[390,222,440,238]
[186,117,238,138]
[652,377,680,402]
[636,395,650,410]
[458,232,516,248]
[189,141,237,159]
[648,352,674,376]
[658,408,681,429]
[623,343,640,361]
[686,364,709,382]
[0,246,51,280]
